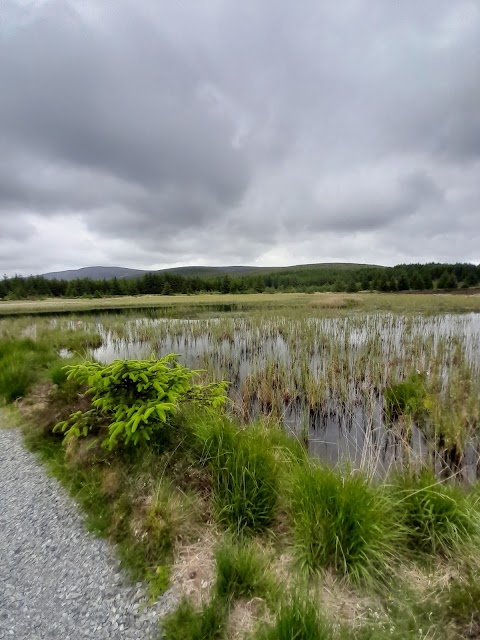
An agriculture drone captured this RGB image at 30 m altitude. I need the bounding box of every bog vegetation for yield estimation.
[1,298,480,639]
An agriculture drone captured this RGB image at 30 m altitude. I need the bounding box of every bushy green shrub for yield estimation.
[395,471,480,556]
[290,464,400,584]
[54,355,228,449]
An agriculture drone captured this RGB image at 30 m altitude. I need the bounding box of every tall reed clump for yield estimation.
[394,471,480,557]
[289,463,401,585]
[193,413,278,536]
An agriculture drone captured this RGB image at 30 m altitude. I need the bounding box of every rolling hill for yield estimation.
[42,263,380,281]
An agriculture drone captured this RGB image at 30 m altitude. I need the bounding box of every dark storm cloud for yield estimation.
[0,0,479,275]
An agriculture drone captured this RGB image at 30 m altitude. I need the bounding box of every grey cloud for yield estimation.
[0,0,479,274]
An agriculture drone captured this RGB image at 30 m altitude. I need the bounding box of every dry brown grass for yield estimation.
[227,597,272,640]
[170,527,219,606]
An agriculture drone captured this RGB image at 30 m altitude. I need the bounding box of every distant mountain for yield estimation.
[42,262,381,281]
[41,266,149,281]
[40,265,263,281]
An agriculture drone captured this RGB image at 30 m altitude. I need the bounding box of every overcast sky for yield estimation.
[1,0,479,276]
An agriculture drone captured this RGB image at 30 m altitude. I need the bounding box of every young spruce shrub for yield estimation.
[290,464,401,585]
[54,355,228,450]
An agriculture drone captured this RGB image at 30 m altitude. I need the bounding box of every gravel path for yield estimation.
[0,428,176,639]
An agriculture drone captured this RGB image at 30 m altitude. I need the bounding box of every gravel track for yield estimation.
[0,428,176,639]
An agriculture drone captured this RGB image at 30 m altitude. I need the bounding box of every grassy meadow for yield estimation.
[1,291,480,638]
[2,290,480,316]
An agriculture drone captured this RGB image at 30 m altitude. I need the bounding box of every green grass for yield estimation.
[162,597,228,640]
[3,291,480,317]
[0,338,55,402]
[193,414,278,535]
[441,569,480,632]
[384,373,427,422]
[354,589,443,640]
[395,471,480,557]
[289,464,401,585]
[0,356,36,402]
[214,539,275,603]
[254,594,334,640]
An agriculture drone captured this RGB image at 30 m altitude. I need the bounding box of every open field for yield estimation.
[2,290,480,316]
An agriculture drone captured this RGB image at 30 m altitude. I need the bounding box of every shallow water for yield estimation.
[58,311,480,479]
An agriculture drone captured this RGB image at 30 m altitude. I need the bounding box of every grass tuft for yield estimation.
[289,463,400,585]
[255,594,333,640]
[395,471,480,556]
[215,539,274,603]
[194,414,278,536]
[0,337,53,402]
[162,596,228,640]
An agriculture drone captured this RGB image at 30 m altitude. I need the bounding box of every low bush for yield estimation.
[290,464,400,585]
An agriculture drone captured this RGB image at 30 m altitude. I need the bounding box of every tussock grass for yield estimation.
[141,478,203,557]
[193,414,278,536]
[214,539,275,603]
[395,471,480,557]
[254,594,333,640]
[289,464,401,585]
[0,356,36,402]
[441,568,480,633]
[0,337,53,402]
[162,596,228,640]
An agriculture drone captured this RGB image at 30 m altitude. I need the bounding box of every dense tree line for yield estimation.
[1,263,480,300]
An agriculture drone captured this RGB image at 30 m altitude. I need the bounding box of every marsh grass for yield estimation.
[394,471,480,557]
[289,464,401,585]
